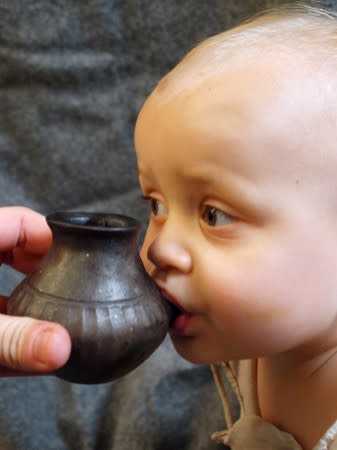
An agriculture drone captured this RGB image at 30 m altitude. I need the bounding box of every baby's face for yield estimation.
[135,51,337,364]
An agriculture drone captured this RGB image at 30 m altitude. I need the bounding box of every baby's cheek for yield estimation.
[207,271,282,324]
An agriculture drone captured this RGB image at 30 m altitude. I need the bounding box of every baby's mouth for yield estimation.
[158,288,193,334]
[165,301,181,325]
[159,288,182,324]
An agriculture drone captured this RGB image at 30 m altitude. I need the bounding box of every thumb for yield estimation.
[0,312,71,373]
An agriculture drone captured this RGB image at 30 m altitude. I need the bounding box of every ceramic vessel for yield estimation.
[7,212,171,384]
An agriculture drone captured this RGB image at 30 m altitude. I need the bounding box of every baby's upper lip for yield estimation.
[155,283,187,313]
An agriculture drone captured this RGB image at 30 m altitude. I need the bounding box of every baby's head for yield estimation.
[135,5,337,364]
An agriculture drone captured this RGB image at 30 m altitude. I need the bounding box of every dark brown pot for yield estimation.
[7,212,171,384]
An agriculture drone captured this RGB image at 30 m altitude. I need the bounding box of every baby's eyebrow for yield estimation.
[181,163,225,183]
[136,161,149,176]
[184,164,269,220]
[136,165,147,181]
[136,167,158,189]
[137,169,150,181]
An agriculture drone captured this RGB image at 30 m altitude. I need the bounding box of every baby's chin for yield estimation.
[168,336,228,365]
[169,334,270,365]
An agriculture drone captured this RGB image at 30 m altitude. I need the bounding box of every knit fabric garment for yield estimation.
[211,361,337,450]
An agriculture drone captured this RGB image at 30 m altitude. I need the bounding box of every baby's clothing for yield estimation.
[211,360,337,450]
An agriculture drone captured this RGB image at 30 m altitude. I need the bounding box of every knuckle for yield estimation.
[0,316,34,369]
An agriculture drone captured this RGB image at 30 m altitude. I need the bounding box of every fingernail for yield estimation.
[33,328,71,369]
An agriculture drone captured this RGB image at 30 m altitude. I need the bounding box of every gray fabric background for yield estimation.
[0,1,336,449]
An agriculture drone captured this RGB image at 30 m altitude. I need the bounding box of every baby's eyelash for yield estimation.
[140,195,166,217]
[141,195,152,203]
[140,194,157,212]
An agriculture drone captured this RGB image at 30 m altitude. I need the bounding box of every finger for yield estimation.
[10,248,45,275]
[0,367,49,377]
[0,296,7,314]
[0,314,71,373]
[0,300,29,373]
[0,206,52,273]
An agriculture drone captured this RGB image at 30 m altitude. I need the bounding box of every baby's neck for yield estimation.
[257,348,337,450]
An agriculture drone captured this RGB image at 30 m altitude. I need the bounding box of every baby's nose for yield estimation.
[147,239,192,273]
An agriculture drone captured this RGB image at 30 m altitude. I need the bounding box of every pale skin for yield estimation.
[0,206,71,376]
[134,36,337,449]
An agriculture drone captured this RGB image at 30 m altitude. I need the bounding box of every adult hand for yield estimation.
[0,206,71,376]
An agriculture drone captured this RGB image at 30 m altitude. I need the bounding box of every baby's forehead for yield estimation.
[141,29,337,188]
[154,13,337,102]
[149,32,336,142]
[154,48,297,110]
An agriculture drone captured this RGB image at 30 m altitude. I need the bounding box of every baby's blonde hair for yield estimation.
[155,2,337,102]
[188,2,337,66]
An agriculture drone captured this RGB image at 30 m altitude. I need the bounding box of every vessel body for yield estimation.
[8,212,170,384]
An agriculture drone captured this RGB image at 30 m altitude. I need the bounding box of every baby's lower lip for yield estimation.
[158,288,193,335]
[170,313,193,336]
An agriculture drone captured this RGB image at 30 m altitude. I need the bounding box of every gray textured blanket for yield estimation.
[0,1,335,449]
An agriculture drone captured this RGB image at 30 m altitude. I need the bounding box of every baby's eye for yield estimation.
[201,205,233,226]
[143,196,167,217]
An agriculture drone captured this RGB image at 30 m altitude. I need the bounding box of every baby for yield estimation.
[134,4,337,450]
